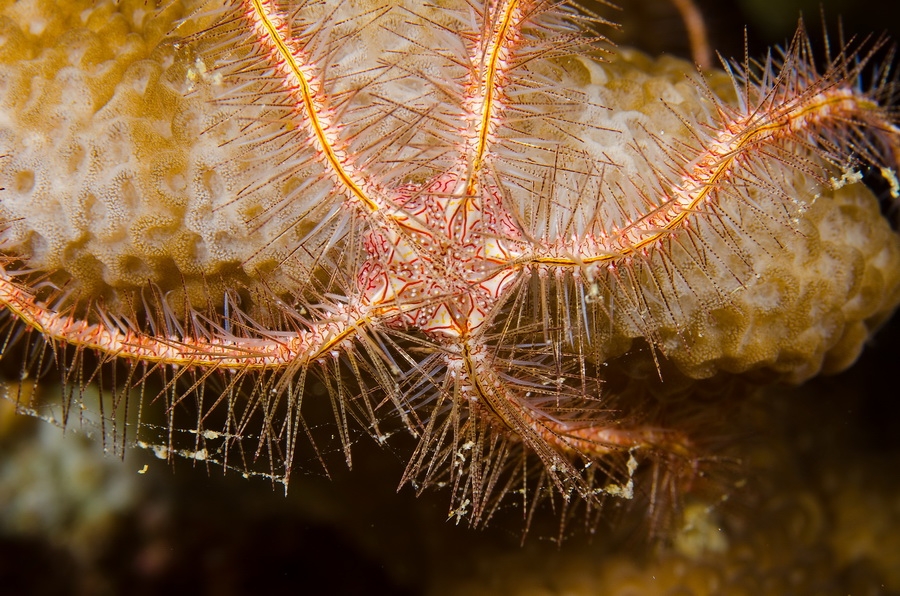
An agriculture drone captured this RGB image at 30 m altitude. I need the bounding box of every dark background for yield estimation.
[606,0,900,63]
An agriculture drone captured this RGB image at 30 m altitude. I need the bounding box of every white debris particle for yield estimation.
[882,167,900,198]
[829,168,863,190]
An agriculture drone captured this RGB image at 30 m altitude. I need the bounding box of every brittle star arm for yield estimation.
[245,0,384,214]
[520,77,900,268]
[0,265,403,370]
[246,0,485,294]
[456,338,691,494]
[463,0,524,190]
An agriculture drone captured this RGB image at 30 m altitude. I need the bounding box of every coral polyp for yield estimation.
[0,0,898,532]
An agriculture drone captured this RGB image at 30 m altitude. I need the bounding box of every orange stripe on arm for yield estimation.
[245,0,381,213]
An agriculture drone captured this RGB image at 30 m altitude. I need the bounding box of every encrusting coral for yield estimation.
[0,0,296,306]
[0,0,898,541]
[2,0,897,377]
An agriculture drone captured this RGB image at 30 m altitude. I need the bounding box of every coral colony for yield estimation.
[1,0,898,532]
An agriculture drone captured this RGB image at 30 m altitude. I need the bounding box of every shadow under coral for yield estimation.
[0,316,898,596]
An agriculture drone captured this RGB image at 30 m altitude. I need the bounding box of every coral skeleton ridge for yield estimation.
[1,0,899,530]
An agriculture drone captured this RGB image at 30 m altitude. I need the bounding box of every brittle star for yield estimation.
[1,0,899,528]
